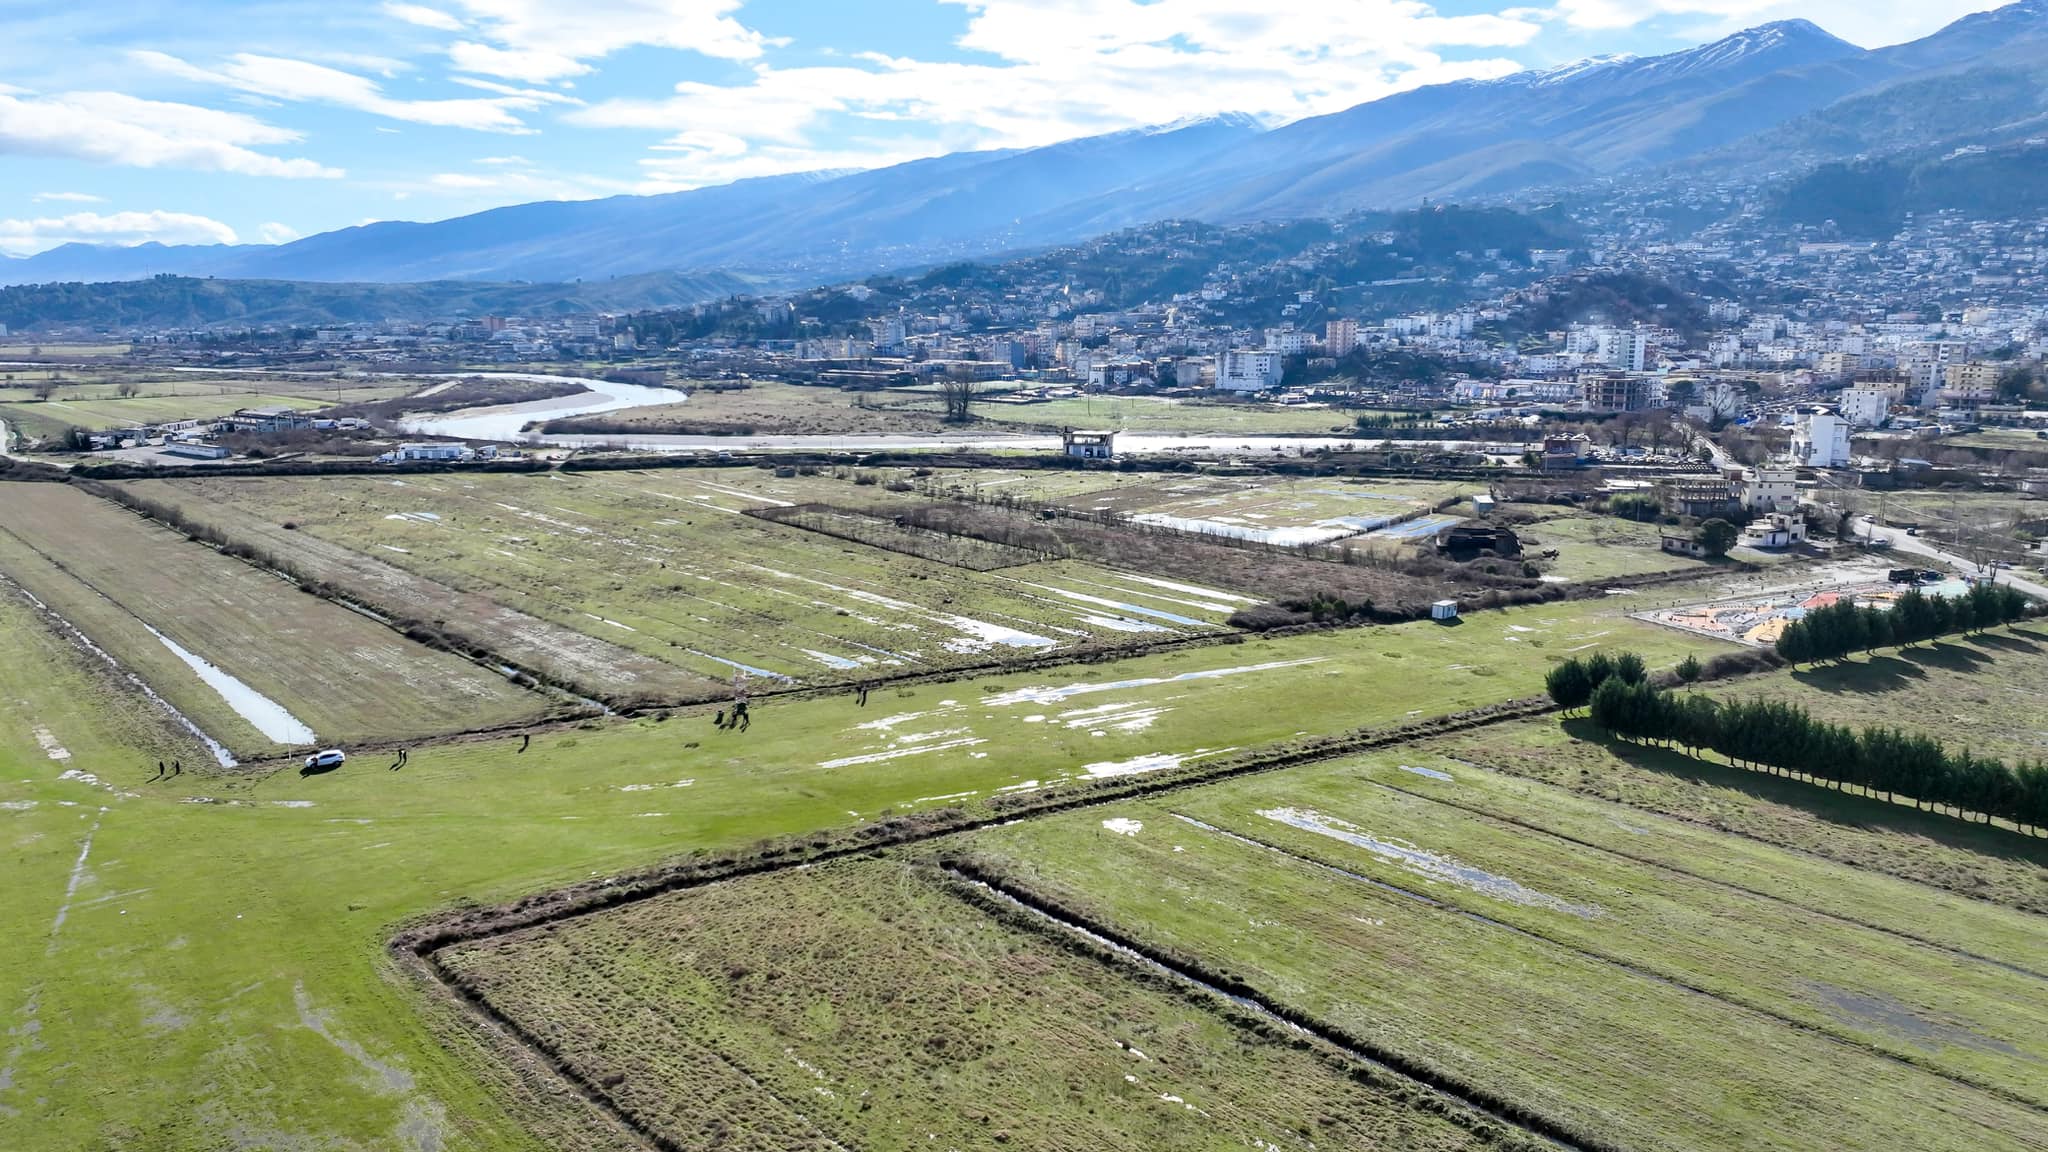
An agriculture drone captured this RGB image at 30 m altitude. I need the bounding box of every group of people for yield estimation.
[149,761,181,780]
[712,700,752,731]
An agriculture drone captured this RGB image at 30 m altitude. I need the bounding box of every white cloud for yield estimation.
[134,50,544,133]
[0,210,239,257]
[0,90,339,178]
[384,2,465,31]
[33,191,105,203]
[1550,0,2010,45]
[437,0,773,82]
[258,221,302,244]
[572,0,1540,188]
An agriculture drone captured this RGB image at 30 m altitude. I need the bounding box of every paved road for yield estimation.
[1859,519,2048,601]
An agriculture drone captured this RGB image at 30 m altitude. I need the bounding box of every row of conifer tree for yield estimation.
[1543,611,2046,831]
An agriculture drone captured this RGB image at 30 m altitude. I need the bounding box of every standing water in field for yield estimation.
[144,625,318,746]
[1259,807,1601,918]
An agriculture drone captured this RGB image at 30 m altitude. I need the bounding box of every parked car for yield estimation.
[303,748,346,770]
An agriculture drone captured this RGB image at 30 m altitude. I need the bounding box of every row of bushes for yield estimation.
[1588,677,2048,832]
[1776,583,2030,664]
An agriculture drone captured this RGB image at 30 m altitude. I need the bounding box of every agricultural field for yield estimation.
[436,858,1517,1152]
[1731,621,2048,765]
[1508,503,1716,581]
[121,477,715,706]
[12,458,2047,1152]
[0,392,330,441]
[0,482,554,759]
[140,469,1259,685]
[995,471,1482,547]
[0,555,1723,1151]
[1436,716,2048,913]
[0,370,417,442]
[959,747,2048,1152]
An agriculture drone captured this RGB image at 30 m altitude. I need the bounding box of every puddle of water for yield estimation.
[683,649,791,681]
[801,649,864,670]
[1810,984,2021,1055]
[1258,807,1600,918]
[3,575,236,767]
[1074,613,1173,634]
[819,737,986,769]
[985,659,1325,708]
[1102,818,1144,836]
[1082,748,1234,780]
[1398,764,1454,782]
[1026,584,1211,628]
[144,625,317,746]
[1093,572,1256,605]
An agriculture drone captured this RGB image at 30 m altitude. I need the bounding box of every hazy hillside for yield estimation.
[1765,141,2048,236]
[0,270,759,332]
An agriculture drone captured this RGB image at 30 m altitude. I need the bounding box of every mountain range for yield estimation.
[6,1,2046,292]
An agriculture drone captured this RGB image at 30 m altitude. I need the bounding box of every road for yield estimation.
[1858,519,2048,601]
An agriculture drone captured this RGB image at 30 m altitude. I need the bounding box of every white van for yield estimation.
[304,748,346,769]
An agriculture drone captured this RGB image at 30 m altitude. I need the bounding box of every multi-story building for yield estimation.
[1264,328,1315,356]
[1838,388,1891,428]
[1793,413,1852,467]
[1596,329,1650,372]
[1215,348,1285,392]
[1740,464,1800,513]
[1324,318,1358,358]
[1580,370,1651,413]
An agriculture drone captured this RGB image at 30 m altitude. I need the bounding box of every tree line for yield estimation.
[1586,675,2048,833]
[1775,583,2029,664]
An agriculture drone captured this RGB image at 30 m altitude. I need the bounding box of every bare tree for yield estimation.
[937,371,979,424]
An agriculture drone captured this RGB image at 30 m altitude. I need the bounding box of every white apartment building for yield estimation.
[1793,413,1852,468]
[1597,329,1650,372]
[1264,328,1315,355]
[1740,464,1800,513]
[1838,388,1891,428]
[1215,348,1285,392]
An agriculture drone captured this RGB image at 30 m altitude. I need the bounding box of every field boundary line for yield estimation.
[384,699,1582,1152]
[1450,737,2048,921]
[1167,806,2048,1115]
[1369,777,2048,979]
[938,860,1613,1152]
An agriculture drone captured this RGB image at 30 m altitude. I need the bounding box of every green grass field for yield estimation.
[10,466,2047,1152]
[0,392,330,440]
[1436,715,2048,914]
[0,567,1711,1149]
[1510,504,1715,581]
[142,470,1254,685]
[961,762,2048,1152]
[437,858,1519,1152]
[0,483,554,758]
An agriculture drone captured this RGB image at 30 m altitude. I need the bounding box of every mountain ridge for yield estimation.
[5,3,2041,289]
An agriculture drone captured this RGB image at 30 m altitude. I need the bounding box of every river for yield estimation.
[178,368,1525,459]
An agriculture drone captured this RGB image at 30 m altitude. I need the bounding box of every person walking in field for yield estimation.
[171,761,181,777]
[153,761,165,781]
[518,733,530,754]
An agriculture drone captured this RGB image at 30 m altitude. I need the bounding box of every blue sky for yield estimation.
[0,0,2017,256]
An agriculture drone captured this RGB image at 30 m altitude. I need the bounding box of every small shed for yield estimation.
[1431,599,1459,621]
[1473,494,1496,515]
[1062,429,1116,460]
